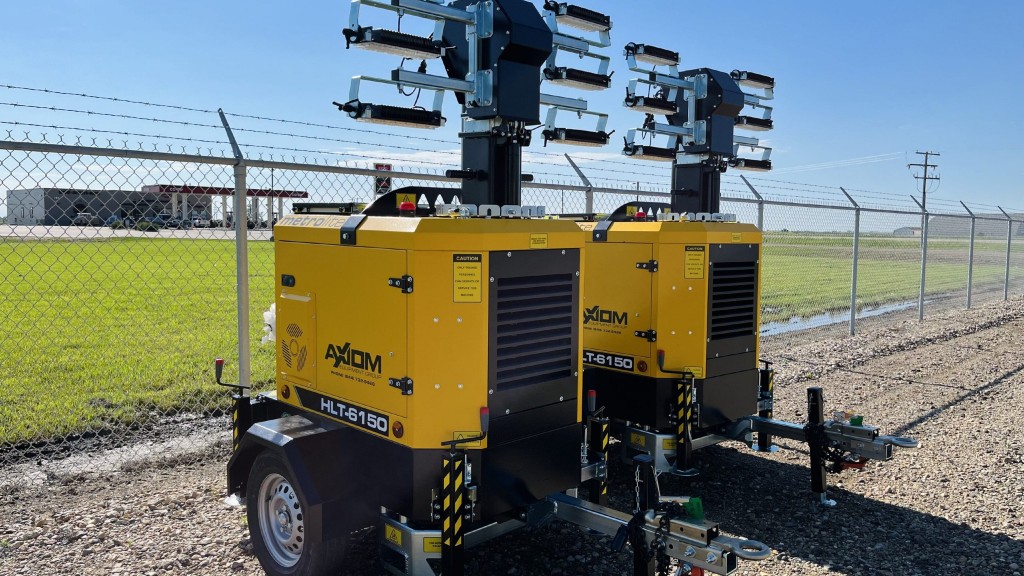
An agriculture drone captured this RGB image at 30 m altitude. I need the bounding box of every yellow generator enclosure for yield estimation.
[271,213,584,522]
[578,218,762,431]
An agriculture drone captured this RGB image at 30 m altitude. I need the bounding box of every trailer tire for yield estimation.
[247,451,346,576]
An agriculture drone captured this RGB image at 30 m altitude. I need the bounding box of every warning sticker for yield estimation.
[423,537,442,554]
[453,254,482,303]
[629,432,646,449]
[395,192,417,207]
[731,232,743,242]
[452,431,482,447]
[384,524,403,547]
[684,246,706,279]
[683,366,705,378]
[529,234,549,249]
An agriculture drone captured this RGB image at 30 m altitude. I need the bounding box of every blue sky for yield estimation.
[2,0,1023,213]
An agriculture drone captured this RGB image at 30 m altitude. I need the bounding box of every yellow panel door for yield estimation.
[582,242,653,364]
[310,244,409,418]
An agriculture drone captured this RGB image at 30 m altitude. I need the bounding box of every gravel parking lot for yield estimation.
[3,298,1023,576]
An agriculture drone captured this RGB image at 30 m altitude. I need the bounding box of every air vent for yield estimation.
[710,261,757,340]
[494,273,576,391]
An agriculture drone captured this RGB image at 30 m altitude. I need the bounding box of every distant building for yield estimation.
[6,185,308,226]
[6,188,212,226]
[893,227,922,237]
[927,213,1024,238]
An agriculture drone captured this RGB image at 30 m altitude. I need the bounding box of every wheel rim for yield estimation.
[258,473,305,568]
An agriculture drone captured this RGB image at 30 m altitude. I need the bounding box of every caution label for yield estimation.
[662,438,677,451]
[731,232,743,242]
[684,245,706,279]
[395,192,417,207]
[683,366,705,378]
[529,234,549,249]
[423,537,442,554]
[453,254,482,303]
[452,431,482,447]
[384,524,403,547]
[629,432,646,449]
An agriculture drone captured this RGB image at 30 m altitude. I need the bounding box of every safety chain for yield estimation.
[625,500,694,576]
[805,423,848,473]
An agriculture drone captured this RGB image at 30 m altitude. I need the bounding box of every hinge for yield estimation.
[636,260,658,272]
[634,329,657,342]
[388,377,414,395]
[388,275,414,293]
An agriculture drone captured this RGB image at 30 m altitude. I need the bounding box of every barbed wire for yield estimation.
[0,101,671,182]
[1,84,1021,214]
[0,84,216,115]
[0,121,229,154]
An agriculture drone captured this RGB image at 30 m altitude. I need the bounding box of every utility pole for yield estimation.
[908,150,940,320]
[908,150,940,211]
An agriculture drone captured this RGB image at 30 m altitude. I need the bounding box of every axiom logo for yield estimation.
[324,342,382,374]
[583,306,628,326]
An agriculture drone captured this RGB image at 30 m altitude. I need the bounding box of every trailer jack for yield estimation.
[623,386,917,507]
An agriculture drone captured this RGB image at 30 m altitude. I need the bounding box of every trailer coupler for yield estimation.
[747,387,918,506]
[549,493,769,575]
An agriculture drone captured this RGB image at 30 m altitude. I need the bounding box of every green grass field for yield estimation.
[0,239,277,445]
[0,234,1014,445]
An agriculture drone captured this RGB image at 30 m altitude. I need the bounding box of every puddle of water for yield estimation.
[761,300,919,336]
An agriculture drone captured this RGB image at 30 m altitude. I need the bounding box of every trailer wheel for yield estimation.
[247,451,346,576]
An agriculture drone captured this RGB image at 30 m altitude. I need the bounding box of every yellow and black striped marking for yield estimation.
[674,377,694,470]
[588,418,610,505]
[441,452,466,575]
[232,405,240,451]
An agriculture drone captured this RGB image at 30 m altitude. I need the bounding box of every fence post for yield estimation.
[911,195,927,321]
[564,154,593,214]
[219,109,251,394]
[841,188,860,335]
[999,206,1013,301]
[961,201,976,309]
[740,175,765,229]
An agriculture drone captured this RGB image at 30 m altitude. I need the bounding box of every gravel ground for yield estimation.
[3,298,1023,576]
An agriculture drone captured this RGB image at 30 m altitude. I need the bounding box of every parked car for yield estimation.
[72,213,100,226]
[164,217,193,230]
[106,215,135,229]
[190,215,212,228]
[134,216,166,231]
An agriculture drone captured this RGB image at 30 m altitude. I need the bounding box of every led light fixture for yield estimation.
[336,101,445,129]
[624,94,677,114]
[543,1,611,32]
[622,143,677,161]
[735,116,774,131]
[343,27,443,59]
[730,158,772,171]
[623,43,679,67]
[543,127,610,147]
[730,70,775,90]
[544,67,612,90]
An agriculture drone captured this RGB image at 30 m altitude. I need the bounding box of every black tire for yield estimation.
[246,451,347,576]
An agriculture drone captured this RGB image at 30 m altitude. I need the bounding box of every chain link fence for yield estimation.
[2,134,1022,483]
